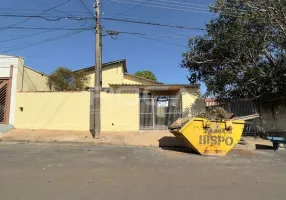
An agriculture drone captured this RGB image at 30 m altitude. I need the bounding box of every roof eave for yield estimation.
[123,73,162,84]
[73,59,127,73]
[24,66,49,77]
[109,84,200,89]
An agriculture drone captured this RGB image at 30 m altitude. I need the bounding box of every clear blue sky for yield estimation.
[0,0,215,93]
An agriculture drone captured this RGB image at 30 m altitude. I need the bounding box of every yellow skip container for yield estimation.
[171,118,245,156]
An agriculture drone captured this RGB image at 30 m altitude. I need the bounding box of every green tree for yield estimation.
[48,67,89,91]
[181,0,286,99]
[135,70,157,81]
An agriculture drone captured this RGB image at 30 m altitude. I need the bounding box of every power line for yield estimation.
[129,0,211,11]
[25,0,85,16]
[26,0,94,35]
[103,12,165,19]
[156,0,250,13]
[0,14,93,21]
[0,11,88,17]
[104,29,189,39]
[0,27,92,31]
[0,21,82,44]
[103,17,272,38]
[130,34,187,48]
[110,0,260,17]
[75,0,95,34]
[111,0,151,18]
[156,0,210,8]
[110,0,212,14]
[0,7,87,14]
[102,17,204,31]
[0,30,88,53]
[0,0,72,32]
[76,0,94,18]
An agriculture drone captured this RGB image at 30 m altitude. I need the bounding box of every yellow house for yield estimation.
[74,59,161,88]
[1,57,204,132]
[77,59,204,132]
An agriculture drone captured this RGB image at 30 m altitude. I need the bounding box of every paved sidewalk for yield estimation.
[0,129,186,147]
[0,125,14,135]
[0,129,273,150]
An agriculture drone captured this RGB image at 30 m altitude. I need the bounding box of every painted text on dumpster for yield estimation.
[199,135,234,146]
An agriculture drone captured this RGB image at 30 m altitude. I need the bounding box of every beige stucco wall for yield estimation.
[14,90,139,132]
[17,66,50,92]
[14,92,90,130]
[101,90,139,132]
[14,87,201,132]
[181,87,205,118]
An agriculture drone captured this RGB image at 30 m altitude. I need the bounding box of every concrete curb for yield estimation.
[0,140,159,149]
[0,139,95,146]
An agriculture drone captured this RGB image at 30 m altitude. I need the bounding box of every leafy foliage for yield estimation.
[48,67,89,91]
[135,70,157,81]
[181,0,286,99]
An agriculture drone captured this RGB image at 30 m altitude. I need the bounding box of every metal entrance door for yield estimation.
[140,96,182,130]
[0,79,10,124]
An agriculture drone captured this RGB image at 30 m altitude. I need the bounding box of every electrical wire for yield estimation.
[103,17,277,37]
[0,30,88,53]
[102,17,204,31]
[129,0,211,11]
[156,0,253,13]
[111,0,151,18]
[75,0,95,34]
[25,0,86,16]
[130,34,187,48]
[0,14,93,21]
[104,29,189,39]
[0,27,92,31]
[76,0,94,18]
[110,0,262,18]
[0,0,72,32]
[156,0,210,8]
[26,0,94,35]
[0,21,82,44]
[0,10,88,16]
[110,0,213,14]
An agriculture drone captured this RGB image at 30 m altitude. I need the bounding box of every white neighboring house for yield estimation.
[0,55,49,126]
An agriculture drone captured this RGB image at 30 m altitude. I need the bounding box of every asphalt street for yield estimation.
[0,143,285,200]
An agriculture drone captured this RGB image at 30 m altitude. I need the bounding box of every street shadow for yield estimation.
[255,144,273,150]
[158,136,185,147]
[158,136,199,155]
[160,147,197,154]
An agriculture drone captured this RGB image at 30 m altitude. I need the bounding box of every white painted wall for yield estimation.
[0,55,21,125]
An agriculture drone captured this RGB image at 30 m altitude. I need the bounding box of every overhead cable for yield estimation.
[0,0,72,32]
[102,17,204,30]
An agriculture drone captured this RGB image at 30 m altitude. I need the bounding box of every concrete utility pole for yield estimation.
[94,0,102,136]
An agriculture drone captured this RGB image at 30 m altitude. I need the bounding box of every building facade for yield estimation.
[0,55,49,126]
[1,56,204,132]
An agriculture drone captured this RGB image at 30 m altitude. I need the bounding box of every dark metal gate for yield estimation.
[226,100,259,136]
[140,96,182,130]
[0,79,10,124]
